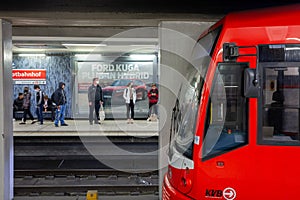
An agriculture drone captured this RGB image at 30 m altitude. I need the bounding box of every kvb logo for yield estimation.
[205,187,236,199]
[205,189,223,198]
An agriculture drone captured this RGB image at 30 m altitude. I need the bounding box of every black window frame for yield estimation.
[258,61,300,146]
[202,62,249,161]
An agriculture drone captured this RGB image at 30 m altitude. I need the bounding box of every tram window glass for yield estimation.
[196,26,222,57]
[174,70,202,159]
[261,65,300,143]
[169,27,221,160]
[202,63,248,159]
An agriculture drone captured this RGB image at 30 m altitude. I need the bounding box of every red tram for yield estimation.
[163,4,300,200]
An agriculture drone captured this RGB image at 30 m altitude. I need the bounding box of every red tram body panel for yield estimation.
[163,4,300,200]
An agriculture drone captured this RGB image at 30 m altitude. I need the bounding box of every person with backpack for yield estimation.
[34,84,44,125]
[13,93,24,120]
[19,87,37,125]
[51,82,68,127]
[123,81,136,124]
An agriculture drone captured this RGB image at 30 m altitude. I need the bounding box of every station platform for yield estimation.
[14,195,158,200]
[13,119,159,137]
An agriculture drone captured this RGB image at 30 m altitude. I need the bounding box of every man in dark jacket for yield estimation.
[52,82,68,127]
[13,93,24,120]
[34,84,44,125]
[88,78,103,125]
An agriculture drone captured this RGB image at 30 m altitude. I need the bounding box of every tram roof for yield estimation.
[212,4,300,30]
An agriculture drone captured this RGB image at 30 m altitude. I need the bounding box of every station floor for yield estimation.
[13,119,160,200]
[13,119,159,137]
[14,195,159,200]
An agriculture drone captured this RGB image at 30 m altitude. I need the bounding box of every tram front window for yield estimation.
[202,63,248,160]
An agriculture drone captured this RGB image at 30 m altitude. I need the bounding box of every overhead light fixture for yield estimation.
[62,43,107,47]
[75,54,102,60]
[130,54,155,60]
[15,44,67,49]
[130,44,151,46]
[18,53,46,57]
[286,38,300,41]
[285,47,300,51]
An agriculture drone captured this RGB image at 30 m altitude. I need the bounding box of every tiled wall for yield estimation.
[13,55,73,118]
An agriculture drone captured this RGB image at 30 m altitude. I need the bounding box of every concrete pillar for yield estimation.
[158,21,214,199]
[0,19,13,200]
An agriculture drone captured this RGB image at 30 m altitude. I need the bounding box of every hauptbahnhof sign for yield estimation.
[12,69,47,84]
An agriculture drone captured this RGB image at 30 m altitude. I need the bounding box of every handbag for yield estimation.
[99,104,105,121]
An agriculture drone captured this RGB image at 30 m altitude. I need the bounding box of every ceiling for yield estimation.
[1,0,299,14]
[0,0,298,55]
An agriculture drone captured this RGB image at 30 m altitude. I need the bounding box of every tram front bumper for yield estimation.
[162,174,192,200]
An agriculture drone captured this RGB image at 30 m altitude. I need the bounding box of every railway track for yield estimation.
[14,136,159,197]
[15,169,159,196]
[14,136,158,170]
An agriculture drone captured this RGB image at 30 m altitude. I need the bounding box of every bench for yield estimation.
[14,111,54,120]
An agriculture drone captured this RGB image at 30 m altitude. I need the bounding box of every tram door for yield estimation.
[199,62,250,198]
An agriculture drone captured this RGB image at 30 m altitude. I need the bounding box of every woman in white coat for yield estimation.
[123,82,136,123]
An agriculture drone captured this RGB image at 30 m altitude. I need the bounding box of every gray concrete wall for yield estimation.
[158,21,214,198]
[0,19,13,200]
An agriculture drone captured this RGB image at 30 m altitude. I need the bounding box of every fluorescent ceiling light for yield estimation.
[18,53,46,57]
[75,54,102,59]
[15,44,67,49]
[285,47,300,51]
[286,38,300,41]
[130,54,155,60]
[130,44,153,46]
[75,54,102,56]
[62,43,107,47]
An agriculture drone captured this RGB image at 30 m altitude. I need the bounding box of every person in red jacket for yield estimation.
[147,83,159,121]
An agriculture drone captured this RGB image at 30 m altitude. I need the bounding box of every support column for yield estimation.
[0,19,13,200]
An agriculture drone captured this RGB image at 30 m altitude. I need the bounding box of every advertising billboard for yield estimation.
[75,59,156,118]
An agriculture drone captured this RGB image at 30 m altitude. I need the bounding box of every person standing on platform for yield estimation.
[147,83,159,121]
[52,82,68,127]
[34,84,44,125]
[88,77,103,125]
[13,93,24,120]
[19,87,37,125]
[123,82,136,124]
